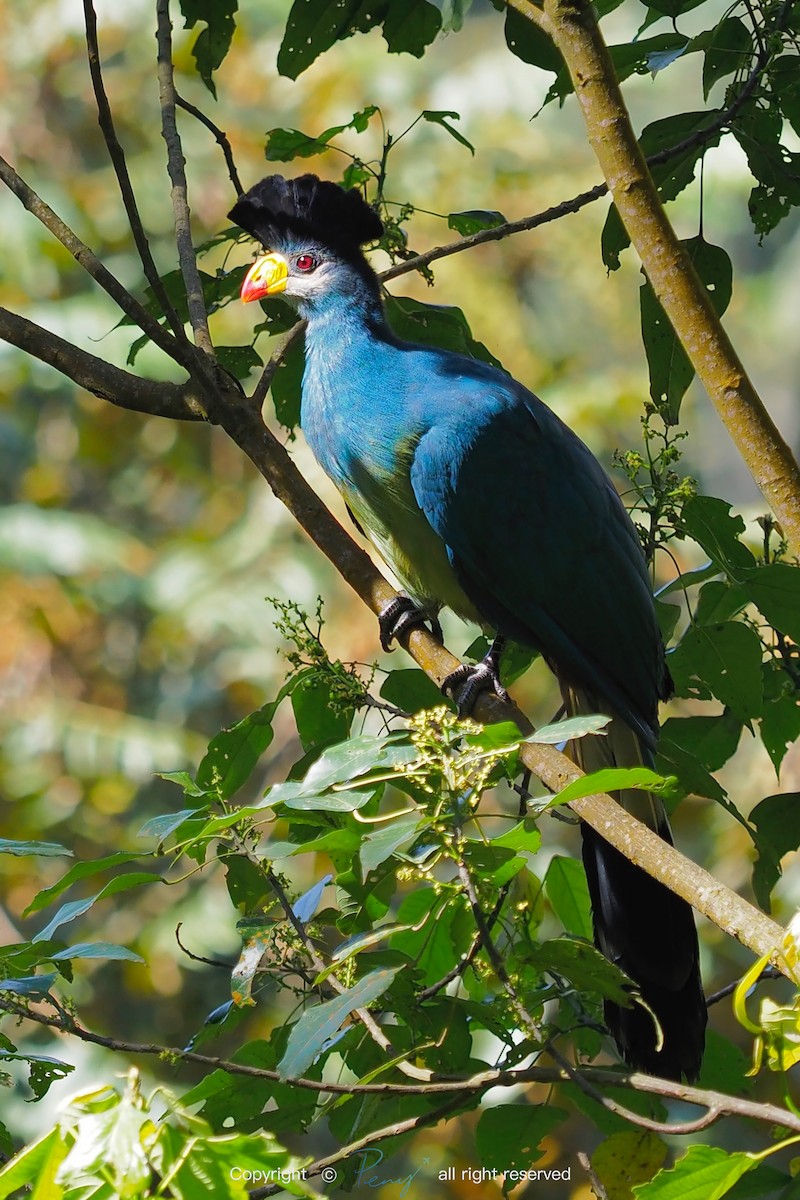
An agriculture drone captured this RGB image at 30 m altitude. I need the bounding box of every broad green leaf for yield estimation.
[633,1144,755,1199]
[0,1052,74,1102]
[771,55,800,139]
[680,496,756,578]
[656,737,727,803]
[545,856,593,940]
[694,580,749,626]
[492,819,541,854]
[265,106,378,161]
[25,852,148,916]
[533,938,632,1005]
[291,672,353,754]
[196,689,292,800]
[760,674,800,775]
[504,7,563,73]
[292,875,333,923]
[0,840,72,858]
[603,115,723,269]
[461,841,526,887]
[32,874,162,943]
[593,1132,668,1198]
[642,0,706,19]
[137,808,204,843]
[668,621,763,722]
[476,1104,568,1172]
[277,0,440,80]
[743,562,800,644]
[282,732,414,795]
[180,0,238,97]
[553,766,678,806]
[385,295,503,369]
[528,713,611,743]
[702,17,752,99]
[447,209,506,236]
[750,792,800,910]
[360,815,426,878]
[659,712,742,773]
[0,1129,67,1200]
[270,334,305,432]
[380,668,442,713]
[282,788,377,812]
[732,100,800,237]
[215,344,262,381]
[49,943,144,963]
[278,967,400,1078]
[0,975,58,998]
[640,239,732,422]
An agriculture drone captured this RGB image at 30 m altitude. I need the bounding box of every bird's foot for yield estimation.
[442,636,509,716]
[378,596,443,652]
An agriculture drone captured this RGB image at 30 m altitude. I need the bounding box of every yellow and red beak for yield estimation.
[240,252,289,303]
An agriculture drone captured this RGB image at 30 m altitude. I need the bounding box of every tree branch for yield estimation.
[0,306,205,420]
[83,0,185,340]
[155,0,213,355]
[505,0,800,553]
[4,996,798,1137]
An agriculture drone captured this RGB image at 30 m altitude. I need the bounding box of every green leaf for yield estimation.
[732,100,800,237]
[750,792,800,910]
[656,737,727,803]
[533,938,632,1005]
[633,1144,755,1199]
[504,8,563,74]
[196,692,290,800]
[603,114,723,270]
[24,852,148,916]
[743,562,800,644]
[278,967,400,1078]
[640,239,732,422]
[545,856,593,939]
[291,673,353,755]
[680,495,756,578]
[419,110,473,154]
[0,840,72,858]
[594,1132,668,1198]
[760,667,800,775]
[138,808,204,843]
[554,767,678,806]
[385,295,502,368]
[180,0,237,97]
[360,815,426,878]
[702,17,752,99]
[276,0,441,80]
[529,713,611,743]
[659,712,742,772]
[447,209,506,236]
[32,874,162,943]
[215,344,262,381]
[694,580,749,626]
[491,819,541,854]
[48,943,144,963]
[0,975,58,998]
[0,1129,68,1200]
[270,335,305,432]
[476,1105,568,1173]
[668,621,764,722]
[265,106,378,162]
[380,668,442,713]
[771,55,800,140]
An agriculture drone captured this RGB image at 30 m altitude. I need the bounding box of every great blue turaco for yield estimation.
[229,173,706,1081]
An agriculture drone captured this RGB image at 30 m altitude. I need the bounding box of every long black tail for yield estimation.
[567,688,706,1080]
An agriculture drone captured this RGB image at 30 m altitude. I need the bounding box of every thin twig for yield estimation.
[155,0,213,355]
[83,0,184,339]
[418,883,510,1002]
[175,92,243,195]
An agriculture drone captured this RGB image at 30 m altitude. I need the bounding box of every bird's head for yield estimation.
[229,174,383,312]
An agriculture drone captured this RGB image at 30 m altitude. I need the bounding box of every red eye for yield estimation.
[295,254,317,273]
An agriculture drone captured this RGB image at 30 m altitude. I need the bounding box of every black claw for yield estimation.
[378,596,440,652]
[442,635,509,716]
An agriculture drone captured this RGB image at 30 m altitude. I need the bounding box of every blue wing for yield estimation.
[408,362,666,747]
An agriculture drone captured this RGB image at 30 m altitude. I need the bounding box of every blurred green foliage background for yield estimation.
[1,0,799,1182]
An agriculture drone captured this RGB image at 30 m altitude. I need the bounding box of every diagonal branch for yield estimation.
[83,0,185,340]
[0,306,205,421]
[0,154,200,377]
[155,0,213,355]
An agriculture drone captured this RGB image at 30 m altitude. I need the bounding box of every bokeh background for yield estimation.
[1,0,799,1190]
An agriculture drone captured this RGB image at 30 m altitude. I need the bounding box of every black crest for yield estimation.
[228,174,383,255]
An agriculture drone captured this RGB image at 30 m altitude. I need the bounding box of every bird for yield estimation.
[229,173,706,1080]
